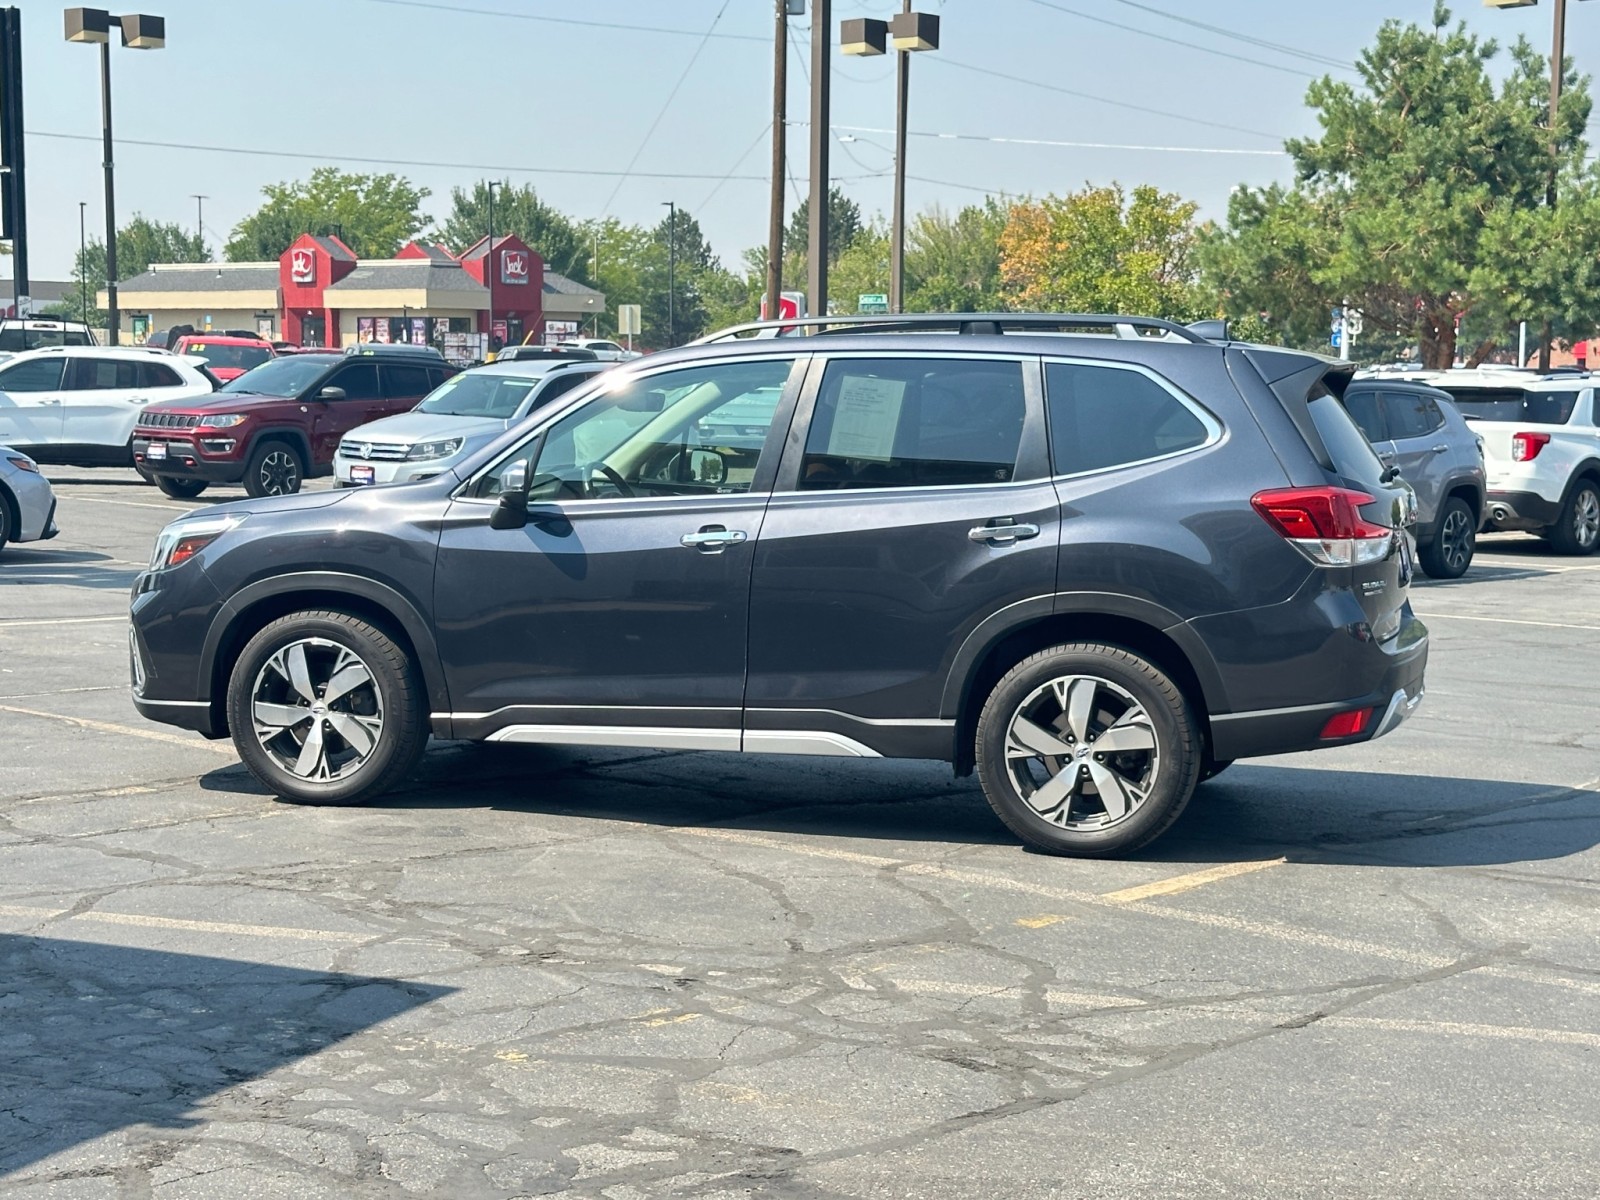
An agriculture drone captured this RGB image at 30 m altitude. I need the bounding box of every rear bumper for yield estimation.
[1208,616,1428,761]
[1484,489,1562,530]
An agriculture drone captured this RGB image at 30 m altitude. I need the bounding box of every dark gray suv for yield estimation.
[130,315,1428,857]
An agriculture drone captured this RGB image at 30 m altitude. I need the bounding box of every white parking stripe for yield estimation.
[0,616,128,629]
[54,495,199,513]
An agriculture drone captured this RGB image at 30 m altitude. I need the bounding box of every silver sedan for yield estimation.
[0,446,60,553]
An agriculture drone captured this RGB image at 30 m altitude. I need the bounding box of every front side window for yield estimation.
[1045,361,1210,476]
[474,358,794,499]
[0,358,67,392]
[1341,389,1387,443]
[800,357,1026,490]
[325,364,381,401]
[1383,391,1444,440]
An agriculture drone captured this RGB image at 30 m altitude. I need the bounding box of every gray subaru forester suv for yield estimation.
[130,315,1428,858]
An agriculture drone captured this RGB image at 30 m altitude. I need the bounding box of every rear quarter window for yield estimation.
[1309,391,1389,492]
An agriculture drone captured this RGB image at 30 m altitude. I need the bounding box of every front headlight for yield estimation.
[148,514,247,571]
[198,414,247,428]
[405,438,465,461]
[6,456,39,473]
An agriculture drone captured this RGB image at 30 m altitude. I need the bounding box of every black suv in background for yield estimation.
[130,315,1427,858]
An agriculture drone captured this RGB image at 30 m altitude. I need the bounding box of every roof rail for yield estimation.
[692,312,1208,346]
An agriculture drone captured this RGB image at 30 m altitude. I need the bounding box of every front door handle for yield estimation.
[1429,443,1449,454]
[681,525,748,552]
[969,519,1042,545]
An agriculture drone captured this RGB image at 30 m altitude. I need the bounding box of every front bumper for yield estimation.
[1484,489,1563,531]
[332,453,451,487]
[132,435,248,483]
[129,563,227,737]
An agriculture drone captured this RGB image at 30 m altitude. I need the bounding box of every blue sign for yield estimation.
[1331,331,1342,348]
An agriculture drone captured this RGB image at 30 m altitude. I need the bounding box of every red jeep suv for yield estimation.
[133,346,454,498]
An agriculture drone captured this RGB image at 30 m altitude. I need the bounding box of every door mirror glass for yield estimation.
[688,448,727,485]
[501,460,528,494]
[317,386,347,402]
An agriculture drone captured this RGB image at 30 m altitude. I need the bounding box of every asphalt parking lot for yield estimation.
[3,468,1599,1199]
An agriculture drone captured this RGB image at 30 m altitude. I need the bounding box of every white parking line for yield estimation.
[0,616,128,628]
[54,495,199,513]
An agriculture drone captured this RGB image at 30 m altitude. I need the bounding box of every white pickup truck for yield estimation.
[1394,370,1600,555]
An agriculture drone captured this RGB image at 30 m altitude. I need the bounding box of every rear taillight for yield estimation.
[1511,432,1550,462]
[1251,486,1394,567]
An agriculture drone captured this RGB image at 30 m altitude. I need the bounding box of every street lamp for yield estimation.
[662,200,676,347]
[842,4,940,314]
[77,201,88,323]
[191,192,206,258]
[486,179,500,356]
[64,8,166,347]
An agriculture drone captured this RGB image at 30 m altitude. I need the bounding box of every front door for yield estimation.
[302,316,327,348]
[0,356,68,450]
[434,355,803,743]
[307,362,382,465]
[745,353,1059,752]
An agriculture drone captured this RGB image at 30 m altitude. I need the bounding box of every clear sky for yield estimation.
[7,0,1596,281]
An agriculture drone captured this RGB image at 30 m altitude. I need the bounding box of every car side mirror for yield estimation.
[489,461,530,530]
[688,447,727,485]
[317,386,346,402]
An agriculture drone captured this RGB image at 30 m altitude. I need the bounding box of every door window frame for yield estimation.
[1341,387,1390,443]
[455,352,811,507]
[0,357,68,392]
[771,350,1049,495]
[1381,389,1445,441]
[1041,355,1224,482]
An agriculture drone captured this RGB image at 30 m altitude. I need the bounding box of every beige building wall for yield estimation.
[98,303,280,342]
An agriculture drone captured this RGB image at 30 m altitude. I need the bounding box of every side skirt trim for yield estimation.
[471,723,884,759]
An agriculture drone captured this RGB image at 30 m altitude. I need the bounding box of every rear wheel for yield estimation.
[244,439,304,498]
[0,488,12,554]
[1545,480,1600,556]
[975,643,1201,857]
[154,476,208,500]
[1418,496,1475,578]
[226,611,428,806]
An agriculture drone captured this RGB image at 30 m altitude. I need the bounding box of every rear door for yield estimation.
[379,363,434,420]
[745,352,1057,747]
[1381,390,1448,524]
[0,356,68,448]
[59,355,143,449]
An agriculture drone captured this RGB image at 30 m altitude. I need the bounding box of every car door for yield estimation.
[1382,390,1447,525]
[0,356,68,449]
[378,363,433,420]
[58,355,146,449]
[744,353,1058,754]
[433,354,805,743]
[306,363,381,464]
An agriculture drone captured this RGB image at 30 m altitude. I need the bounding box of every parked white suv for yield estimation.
[1412,370,1600,554]
[0,346,216,467]
[556,338,640,362]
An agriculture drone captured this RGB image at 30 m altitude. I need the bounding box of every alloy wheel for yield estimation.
[1440,508,1474,573]
[258,450,300,495]
[1575,488,1600,550]
[250,638,384,781]
[1003,674,1159,830]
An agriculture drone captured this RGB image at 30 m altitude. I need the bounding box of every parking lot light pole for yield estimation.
[486,179,500,355]
[77,201,88,321]
[662,200,676,347]
[64,8,165,347]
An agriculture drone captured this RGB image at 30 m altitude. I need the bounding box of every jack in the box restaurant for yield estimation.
[108,233,606,363]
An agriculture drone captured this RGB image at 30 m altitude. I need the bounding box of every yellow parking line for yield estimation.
[0,702,236,756]
[0,903,368,942]
[1100,858,1286,904]
[1015,913,1068,928]
[1328,1016,1600,1049]
[1425,613,1600,633]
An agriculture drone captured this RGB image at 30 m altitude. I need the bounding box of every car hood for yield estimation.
[141,391,300,416]
[189,487,355,522]
[342,412,508,445]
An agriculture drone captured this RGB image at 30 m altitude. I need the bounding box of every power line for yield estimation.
[1104,0,1355,72]
[352,0,765,42]
[930,57,1287,141]
[1023,0,1320,80]
[827,122,1286,157]
[697,122,774,211]
[599,0,733,216]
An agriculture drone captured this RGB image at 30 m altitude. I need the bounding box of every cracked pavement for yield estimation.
[3,468,1599,1198]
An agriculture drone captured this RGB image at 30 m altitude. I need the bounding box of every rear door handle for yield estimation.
[1429,444,1449,454]
[681,525,748,551]
[969,519,1041,545]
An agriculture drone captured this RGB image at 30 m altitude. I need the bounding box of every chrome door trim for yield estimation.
[742,731,881,758]
[485,725,742,752]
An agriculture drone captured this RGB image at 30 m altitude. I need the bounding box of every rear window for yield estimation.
[1308,390,1389,493]
[0,325,88,351]
[1446,387,1578,425]
[181,342,271,371]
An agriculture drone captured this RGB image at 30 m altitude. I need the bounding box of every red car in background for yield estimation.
[171,334,275,383]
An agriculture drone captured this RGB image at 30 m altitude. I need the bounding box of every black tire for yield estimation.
[1545,479,1600,556]
[243,439,305,498]
[1418,496,1476,579]
[0,486,12,555]
[155,476,208,500]
[974,643,1201,858]
[226,610,428,806]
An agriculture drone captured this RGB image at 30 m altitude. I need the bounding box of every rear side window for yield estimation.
[1383,391,1444,439]
[1045,362,1210,476]
[532,370,595,411]
[1309,391,1389,492]
[68,357,139,391]
[138,362,183,388]
[63,330,93,347]
[800,357,1026,490]
[1341,390,1387,442]
[0,358,66,391]
[382,364,432,399]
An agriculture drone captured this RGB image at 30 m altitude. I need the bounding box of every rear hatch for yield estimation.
[1433,385,1581,474]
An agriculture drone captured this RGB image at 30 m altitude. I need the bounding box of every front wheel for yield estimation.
[1418,496,1475,578]
[226,611,428,806]
[975,643,1201,857]
[244,439,304,498]
[1545,481,1600,556]
[155,476,208,500]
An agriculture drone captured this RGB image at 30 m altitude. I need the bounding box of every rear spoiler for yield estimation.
[1241,347,1355,474]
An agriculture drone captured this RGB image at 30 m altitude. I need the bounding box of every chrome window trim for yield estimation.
[1039,354,1226,482]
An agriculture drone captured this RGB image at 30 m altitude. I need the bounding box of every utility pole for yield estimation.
[662,200,677,347]
[1539,0,1568,372]
[1,8,30,317]
[191,193,206,256]
[78,201,87,321]
[765,0,788,323]
[486,179,500,357]
[807,0,831,318]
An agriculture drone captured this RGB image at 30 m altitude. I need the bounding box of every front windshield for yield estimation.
[184,342,272,371]
[1446,387,1580,424]
[219,354,338,397]
[417,371,544,418]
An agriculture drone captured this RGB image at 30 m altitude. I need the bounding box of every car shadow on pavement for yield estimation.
[201,744,1600,868]
[0,934,452,1178]
[0,548,142,590]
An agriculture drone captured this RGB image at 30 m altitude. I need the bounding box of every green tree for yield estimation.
[1200,3,1594,368]
[999,184,1204,319]
[434,180,591,283]
[47,215,206,324]
[784,186,865,285]
[828,222,892,313]
[905,200,1009,312]
[225,168,429,261]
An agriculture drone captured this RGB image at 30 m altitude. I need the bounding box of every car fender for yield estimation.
[241,426,314,464]
[200,570,451,722]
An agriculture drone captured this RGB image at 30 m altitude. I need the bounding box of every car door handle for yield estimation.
[126,396,151,404]
[681,526,748,551]
[969,520,1042,545]
[1429,444,1449,454]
